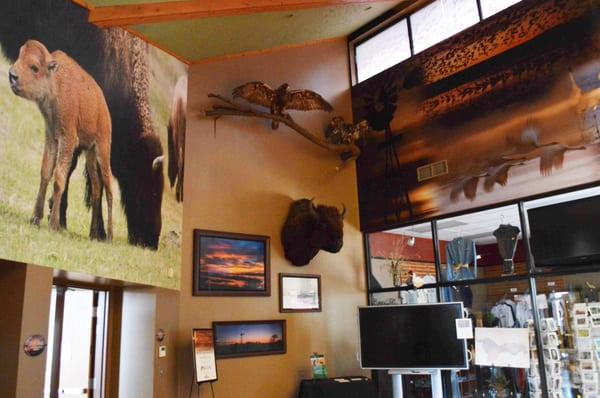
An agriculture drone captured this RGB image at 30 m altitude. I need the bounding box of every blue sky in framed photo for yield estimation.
[198,236,266,291]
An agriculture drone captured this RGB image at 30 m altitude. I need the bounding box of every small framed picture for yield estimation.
[583,382,598,394]
[576,338,593,350]
[213,320,286,359]
[193,230,270,297]
[543,348,560,362]
[574,303,588,316]
[575,316,590,328]
[580,359,596,371]
[579,350,594,361]
[545,361,561,375]
[542,332,559,347]
[541,318,557,332]
[591,317,600,327]
[279,273,321,313]
[592,327,600,337]
[192,329,218,384]
[582,372,598,383]
[594,338,600,349]
[588,304,600,315]
[577,328,591,338]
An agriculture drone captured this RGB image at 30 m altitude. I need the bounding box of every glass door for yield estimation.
[44,286,109,398]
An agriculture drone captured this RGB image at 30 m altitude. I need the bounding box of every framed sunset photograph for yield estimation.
[213,320,286,359]
[193,230,270,296]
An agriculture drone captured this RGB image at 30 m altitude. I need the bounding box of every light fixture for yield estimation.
[407,236,416,247]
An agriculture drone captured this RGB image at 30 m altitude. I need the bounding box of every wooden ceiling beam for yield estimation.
[87,0,398,28]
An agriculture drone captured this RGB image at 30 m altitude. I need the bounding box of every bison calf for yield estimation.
[9,40,113,240]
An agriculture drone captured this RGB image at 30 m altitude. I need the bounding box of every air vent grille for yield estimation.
[417,160,448,182]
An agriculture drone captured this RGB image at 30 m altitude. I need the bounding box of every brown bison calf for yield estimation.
[9,40,113,240]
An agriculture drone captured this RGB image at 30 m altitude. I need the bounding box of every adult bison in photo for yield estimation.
[0,0,164,249]
[281,198,346,266]
[9,40,113,240]
[167,75,187,202]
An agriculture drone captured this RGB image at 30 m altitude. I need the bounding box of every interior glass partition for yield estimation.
[364,185,600,398]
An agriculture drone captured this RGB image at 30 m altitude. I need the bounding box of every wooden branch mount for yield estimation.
[205,93,361,170]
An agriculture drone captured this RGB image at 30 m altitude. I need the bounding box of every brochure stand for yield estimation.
[389,369,443,398]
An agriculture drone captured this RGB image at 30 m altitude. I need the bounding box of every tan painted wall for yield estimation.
[16,264,53,397]
[179,39,367,398]
[0,261,27,398]
[154,288,180,398]
[0,261,53,398]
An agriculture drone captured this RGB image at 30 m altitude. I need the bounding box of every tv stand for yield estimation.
[389,369,443,398]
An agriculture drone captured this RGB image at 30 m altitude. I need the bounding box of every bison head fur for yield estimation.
[281,198,346,267]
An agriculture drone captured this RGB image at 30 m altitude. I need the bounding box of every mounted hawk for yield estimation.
[232,81,333,129]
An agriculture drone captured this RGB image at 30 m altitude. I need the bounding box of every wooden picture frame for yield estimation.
[279,273,322,313]
[192,328,218,384]
[213,320,286,359]
[193,229,270,296]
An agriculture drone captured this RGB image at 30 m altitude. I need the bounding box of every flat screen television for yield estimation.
[358,303,468,370]
[528,195,600,267]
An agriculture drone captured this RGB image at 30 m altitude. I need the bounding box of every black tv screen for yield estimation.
[528,195,600,267]
[358,303,468,370]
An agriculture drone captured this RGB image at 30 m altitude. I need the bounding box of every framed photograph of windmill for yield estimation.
[212,320,286,359]
[193,229,270,296]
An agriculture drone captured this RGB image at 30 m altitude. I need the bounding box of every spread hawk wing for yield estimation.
[232,81,275,108]
[286,90,333,112]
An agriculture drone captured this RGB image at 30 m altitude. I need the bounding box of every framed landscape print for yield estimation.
[279,273,322,313]
[192,329,218,383]
[193,230,270,296]
[213,320,286,359]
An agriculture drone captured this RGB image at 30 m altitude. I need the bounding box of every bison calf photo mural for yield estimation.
[0,0,188,288]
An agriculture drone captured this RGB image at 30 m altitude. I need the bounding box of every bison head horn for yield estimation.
[152,155,164,171]
[340,204,346,219]
[309,198,318,219]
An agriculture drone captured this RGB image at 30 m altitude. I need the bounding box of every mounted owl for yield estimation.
[325,116,369,145]
[232,82,333,129]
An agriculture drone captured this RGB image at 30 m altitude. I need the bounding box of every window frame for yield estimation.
[349,0,521,85]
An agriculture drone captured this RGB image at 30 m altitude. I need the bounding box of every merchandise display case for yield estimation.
[364,187,600,398]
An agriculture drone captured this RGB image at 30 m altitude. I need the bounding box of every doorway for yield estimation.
[44,285,109,398]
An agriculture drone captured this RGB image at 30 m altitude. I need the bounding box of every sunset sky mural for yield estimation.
[197,236,266,291]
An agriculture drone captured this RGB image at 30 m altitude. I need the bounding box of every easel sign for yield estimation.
[193,328,218,384]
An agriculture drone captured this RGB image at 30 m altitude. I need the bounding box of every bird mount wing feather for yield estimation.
[232,82,275,108]
[286,90,334,112]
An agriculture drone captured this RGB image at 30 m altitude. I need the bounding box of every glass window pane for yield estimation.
[59,288,93,398]
[443,279,541,397]
[411,0,480,54]
[480,0,522,19]
[534,271,600,397]
[524,186,600,272]
[355,19,411,83]
[367,222,438,291]
[437,204,526,286]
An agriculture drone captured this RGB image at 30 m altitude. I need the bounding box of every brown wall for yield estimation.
[0,261,53,398]
[0,261,27,398]
[154,288,180,398]
[179,39,367,397]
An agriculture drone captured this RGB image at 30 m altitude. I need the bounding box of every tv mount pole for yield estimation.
[389,369,443,398]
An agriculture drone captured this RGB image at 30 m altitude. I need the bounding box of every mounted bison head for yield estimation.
[281,198,346,266]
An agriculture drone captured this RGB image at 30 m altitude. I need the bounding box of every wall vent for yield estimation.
[417,160,448,182]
